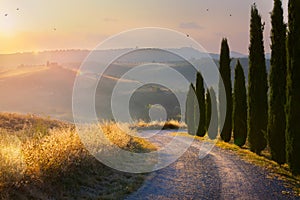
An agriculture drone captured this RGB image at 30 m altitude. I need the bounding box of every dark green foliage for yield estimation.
[185,84,198,135]
[196,72,206,137]
[268,0,287,164]
[286,0,300,175]
[206,89,211,131]
[219,38,232,142]
[206,88,218,139]
[233,60,247,147]
[248,4,268,154]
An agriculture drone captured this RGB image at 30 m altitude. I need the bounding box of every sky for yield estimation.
[0,0,289,54]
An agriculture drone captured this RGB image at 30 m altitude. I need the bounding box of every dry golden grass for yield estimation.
[132,120,187,130]
[0,130,26,187]
[0,113,156,199]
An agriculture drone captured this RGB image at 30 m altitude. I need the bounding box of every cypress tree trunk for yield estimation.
[248,4,268,154]
[268,0,287,164]
[286,0,300,175]
[207,87,218,139]
[233,60,247,147]
[196,72,206,137]
[219,38,232,142]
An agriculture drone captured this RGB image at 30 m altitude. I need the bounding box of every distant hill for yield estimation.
[0,66,76,121]
[0,48,252,69]
[0,48,270,121]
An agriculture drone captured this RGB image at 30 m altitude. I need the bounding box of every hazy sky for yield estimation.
[0,0,288,54]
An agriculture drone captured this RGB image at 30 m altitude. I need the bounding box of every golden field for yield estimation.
[0,113,156,199]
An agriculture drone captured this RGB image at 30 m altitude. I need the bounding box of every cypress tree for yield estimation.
[268,0,287,164]
[196,72,206,137]
[207,87,218,139]
[233,60,247,147]
[219,38,232,142]
[248,4,268,154]
[186,84,197,135]
[286,0,300,175]
[206,89,211,131]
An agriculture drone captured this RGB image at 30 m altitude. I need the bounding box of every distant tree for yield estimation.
[196,72,206,137]
[219,38,232,142]
[248,4,268,154]
[268,0,287,164]
[206,89,211,131]
[186,84,197,135]
[286,0,300,175]
[206,87,218,139]
[233,60,247,147]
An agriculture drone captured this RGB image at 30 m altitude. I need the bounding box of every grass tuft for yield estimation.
[132,120,186,130]
[0,113,156,199]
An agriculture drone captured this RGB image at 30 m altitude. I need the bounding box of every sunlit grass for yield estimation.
[0,130,26,188]
[0,113,156,199]
[215,140,300,196]
[132,119,187,130]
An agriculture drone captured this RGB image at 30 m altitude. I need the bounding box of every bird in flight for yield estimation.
[4,14,8,17]
[16,8,19,11]
[53,28,57,31]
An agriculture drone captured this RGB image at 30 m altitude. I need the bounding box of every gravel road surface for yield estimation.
[127,130,299,200]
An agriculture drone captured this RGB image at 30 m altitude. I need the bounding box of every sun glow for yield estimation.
[0,16,17,37]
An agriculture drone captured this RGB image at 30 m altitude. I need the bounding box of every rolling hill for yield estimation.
[0,48,270,122]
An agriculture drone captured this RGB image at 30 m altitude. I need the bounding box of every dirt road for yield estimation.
[127,130,299,200]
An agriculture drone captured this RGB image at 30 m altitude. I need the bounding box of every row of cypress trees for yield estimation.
[219,39,248,148]
[285,0,300,175]
[186,76,218,140]
[186,0,300,175]
[249,0,300,175]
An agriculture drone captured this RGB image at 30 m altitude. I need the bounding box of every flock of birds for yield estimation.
[3,7,57,31]
[186,8,232,38]
[4,7,19,17]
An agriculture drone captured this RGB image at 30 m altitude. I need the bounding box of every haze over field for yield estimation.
[0,48,270,122]
[0,0,281,121]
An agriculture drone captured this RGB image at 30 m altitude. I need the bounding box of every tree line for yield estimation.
[186,0,300,175]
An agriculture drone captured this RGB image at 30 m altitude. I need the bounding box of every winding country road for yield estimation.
[127,130,299,200]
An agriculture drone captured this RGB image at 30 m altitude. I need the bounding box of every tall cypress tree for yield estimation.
[206,89,211,131]
[207,87,218,139]
[233,60,247,147]
[268,0,287,164]
[186,84,197,135]
[286,0,300,175]
[196,72,206,137]
[219,38,232,142]
[248,4,268,154]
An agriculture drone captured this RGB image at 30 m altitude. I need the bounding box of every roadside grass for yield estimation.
[170,131,300,196]
[0,113,156,199]
[215,139,300,196]
[131,120,186,130]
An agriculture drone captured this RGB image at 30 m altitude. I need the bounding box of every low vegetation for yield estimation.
[0,113,156,199]
[132,120,186,130]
